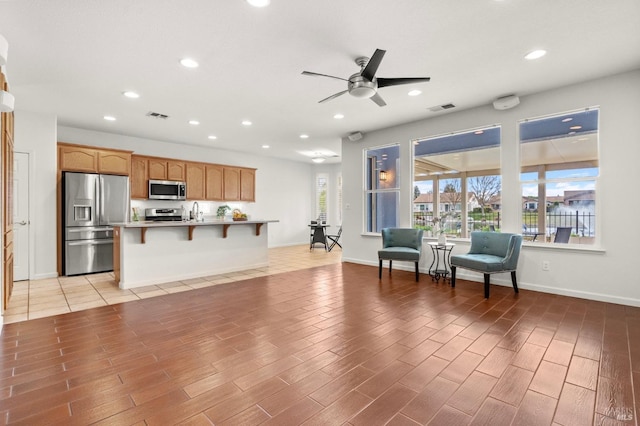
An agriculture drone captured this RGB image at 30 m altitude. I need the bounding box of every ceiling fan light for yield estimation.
[312,157,325,163]
[350,86,376,98]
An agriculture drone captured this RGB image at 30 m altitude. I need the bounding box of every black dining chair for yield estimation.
[554,227,572,243]
[327,226,342,252]
[309,221,328,250]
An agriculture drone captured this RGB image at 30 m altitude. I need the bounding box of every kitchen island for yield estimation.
[112,219,278,289]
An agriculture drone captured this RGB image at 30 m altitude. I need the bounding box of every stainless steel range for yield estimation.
[145,208,183,221]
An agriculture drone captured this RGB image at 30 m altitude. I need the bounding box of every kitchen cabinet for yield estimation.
[205,164,224,200]
[186,162,206,200]
[58,145,98,172]
[223,167,241,201]
[240,168,256,202]
[148,157,186,181]
[98,149,131,175]
[130,155,148,199]
[58,143,132,176]
[224,167,256,201]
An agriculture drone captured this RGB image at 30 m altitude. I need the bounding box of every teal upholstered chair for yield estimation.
[378,228,424,282]
[451,231,522,298]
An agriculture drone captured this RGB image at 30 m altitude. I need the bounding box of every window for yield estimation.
[365,144,399,233]
[520,108,599,244]
[315,173,328,222]
[414,126,501,238]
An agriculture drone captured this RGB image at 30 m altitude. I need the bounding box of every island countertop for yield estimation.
[113,219,279,289]
[112,219,279,228]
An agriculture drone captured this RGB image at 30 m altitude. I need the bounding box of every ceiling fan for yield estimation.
[302,48,430,107]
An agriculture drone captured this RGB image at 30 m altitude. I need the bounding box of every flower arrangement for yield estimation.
[432,214,450,235]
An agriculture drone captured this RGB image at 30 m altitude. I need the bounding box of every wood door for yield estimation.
[148,158,168,180]
[240,168,256,202]
[2,72,14,309]
[97,150,131,175]
[58,144,98,172]
[167,161,186,181]
[186,162,205,200]
[223,167,241,201]
[130,155,149,199]
[205,165,224,200]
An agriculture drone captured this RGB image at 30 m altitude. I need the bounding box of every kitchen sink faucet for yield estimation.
[191,201,199,220]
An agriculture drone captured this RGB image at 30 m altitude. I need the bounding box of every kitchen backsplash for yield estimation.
[130,199,253,221]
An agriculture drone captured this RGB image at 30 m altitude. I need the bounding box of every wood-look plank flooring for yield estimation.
[2,257,640,425]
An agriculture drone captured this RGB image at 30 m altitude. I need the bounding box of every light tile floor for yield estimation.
[3,245,341,324]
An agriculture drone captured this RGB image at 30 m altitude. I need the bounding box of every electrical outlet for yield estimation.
[542,260,550,271]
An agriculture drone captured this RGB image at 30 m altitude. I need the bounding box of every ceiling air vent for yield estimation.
[428,103,456,112]
[146,111,169,120]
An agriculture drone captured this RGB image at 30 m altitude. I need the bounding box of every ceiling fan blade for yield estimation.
[319,90,348,103]
[370,92,387,107]
[361,49,386,81]
[377,77,431,88]
[302,71,348,81]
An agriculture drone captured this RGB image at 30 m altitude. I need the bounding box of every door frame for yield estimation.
[14,151,32,281]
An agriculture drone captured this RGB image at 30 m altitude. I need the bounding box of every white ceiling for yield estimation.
[1,0,639,164]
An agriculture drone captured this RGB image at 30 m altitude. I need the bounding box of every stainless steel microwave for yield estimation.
[148,180,186,200]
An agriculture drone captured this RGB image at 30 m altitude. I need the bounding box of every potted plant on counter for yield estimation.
[216,205,231,219]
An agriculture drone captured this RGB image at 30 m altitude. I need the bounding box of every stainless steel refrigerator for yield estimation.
[63,172,130,276]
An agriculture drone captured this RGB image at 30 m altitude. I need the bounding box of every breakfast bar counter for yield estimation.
[112,219,278,289]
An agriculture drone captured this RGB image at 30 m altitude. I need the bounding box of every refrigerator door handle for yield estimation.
[97,174,104,225]
[67,227,113,233]
[67,240,113,246]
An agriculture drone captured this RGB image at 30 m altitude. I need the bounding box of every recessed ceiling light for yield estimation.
[180,58,199,68]
[103,115,116,121]
[569,125,582,130]
[524,49,547,60]
[242,120,252,126]
[300,134,309,139]
[208,135,217,140]
[247,0,270,7]
[562,117,573,122]
[333,113,344,119]
[408,90,422,96]
[188,120,200,125]
[312,157,325,163]
[122,91,140,99]
[262,144,270,149]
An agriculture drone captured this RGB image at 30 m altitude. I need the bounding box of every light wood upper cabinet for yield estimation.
[167,161,186,181]
[223,167,256,201]
[148,158,186,181]
[97,149,131,175]
[240,168,256,202]
[130,155,148,199]
[58,145,98,173]
[186,162,206,200]
[58,143,132,176]
[223,167,241,201]
[148,158,168,180]
[205,164,224,201]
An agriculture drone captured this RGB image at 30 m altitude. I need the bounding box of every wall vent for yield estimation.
[428,103,456,112]
[146,111,169,120]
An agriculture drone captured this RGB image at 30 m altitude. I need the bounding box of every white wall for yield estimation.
[14,111,57,280]
[342,69,640,306]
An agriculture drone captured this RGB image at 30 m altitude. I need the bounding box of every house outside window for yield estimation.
[520,108,599,244]
[365,144,399,233]
[414,126,501,238]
